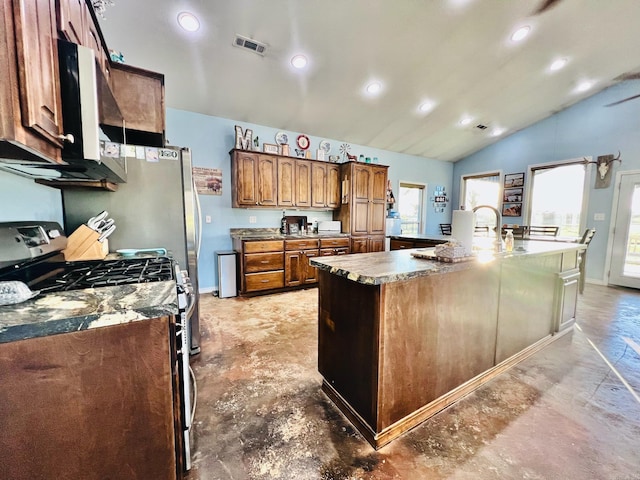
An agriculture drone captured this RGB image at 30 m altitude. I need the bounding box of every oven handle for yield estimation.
[185,288,196,319]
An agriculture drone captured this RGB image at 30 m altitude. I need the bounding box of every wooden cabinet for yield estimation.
[0,0,64,164]
[234,239,284,293]
[234,236,348,295]
[231,151,278,207]
[311,163,340,209]
[319,237,350,256]
[56,0,86,45]
[390,237,448,250]
[285,238,320,287]
[231,150,339,210]
[334,162,389,253]
[0,317,179,479]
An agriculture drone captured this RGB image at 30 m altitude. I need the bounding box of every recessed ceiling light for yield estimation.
[177,12,200,32]
[549,58,568,72]
[459,116,473,126]
[491,127,506,137]
[576,80,594,93]
[366,82,382,95]
[510,25,531,42]
[291,55,308,69]
[418,100,435,114]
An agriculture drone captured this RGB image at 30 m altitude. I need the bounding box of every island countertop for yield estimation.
[0,281,178,344]
[310,240,586,285]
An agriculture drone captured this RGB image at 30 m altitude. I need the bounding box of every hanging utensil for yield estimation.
[98,225,116,242]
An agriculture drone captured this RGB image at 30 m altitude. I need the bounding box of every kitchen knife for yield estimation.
[96,218,115,233]
[98,225,116,242]
[87,211,108,230]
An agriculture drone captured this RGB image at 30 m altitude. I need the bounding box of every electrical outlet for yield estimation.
[249,216,257,224]
[205,215,212,223]
[594,213,605,221]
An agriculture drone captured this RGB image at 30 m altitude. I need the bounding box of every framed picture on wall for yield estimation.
[504,172,524,188]
[503,188,523,202]
[502,203,522,217]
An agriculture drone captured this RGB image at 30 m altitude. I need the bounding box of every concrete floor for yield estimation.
[185,284,640,479]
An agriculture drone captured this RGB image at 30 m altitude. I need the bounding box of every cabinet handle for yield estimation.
[261,280,269,283]
[260,260,269,263]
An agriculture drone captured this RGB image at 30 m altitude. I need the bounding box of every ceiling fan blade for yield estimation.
[532,0,563,15]
[604,94,640,107]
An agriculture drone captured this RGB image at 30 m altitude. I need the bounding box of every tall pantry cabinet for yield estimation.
[334,162,388,253]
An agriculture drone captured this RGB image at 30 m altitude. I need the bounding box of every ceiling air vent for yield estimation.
[233,34,267,56]
[475,124,488,130]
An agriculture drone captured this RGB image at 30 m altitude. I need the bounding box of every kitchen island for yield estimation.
[310,241,586,449]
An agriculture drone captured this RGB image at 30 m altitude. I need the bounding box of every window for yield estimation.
[399,182,425,234]
[529,162,587,237]
[462,173,500,229]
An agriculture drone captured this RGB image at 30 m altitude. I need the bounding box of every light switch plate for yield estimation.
[594,213,605,221]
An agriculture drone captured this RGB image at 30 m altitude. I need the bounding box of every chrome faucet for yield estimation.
[472,205,503,250]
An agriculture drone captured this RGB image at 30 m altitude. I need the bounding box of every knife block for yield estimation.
[63,225,109,261]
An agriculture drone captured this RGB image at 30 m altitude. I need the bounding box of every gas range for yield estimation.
[0,221,175,294]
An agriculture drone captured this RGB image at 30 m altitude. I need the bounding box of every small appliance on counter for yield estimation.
[282,215,308,234]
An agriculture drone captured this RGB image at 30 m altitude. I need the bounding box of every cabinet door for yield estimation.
[295,160,312,208]
[233,152,258,206]
[352,200,370,235]
[353,165,371,202]
[56,0,85,45]
[326,164,341,208]
[311,163,327,208]
[369,236,386,253]
[369,201,386,235]
[303,250,319,284]
[285,251,303,287]
[350,236,369,254]
[277,157,295,207]
[371,166,388,202]
[13,0,64,148]
[257,155,278,206]
[556,269,580,332]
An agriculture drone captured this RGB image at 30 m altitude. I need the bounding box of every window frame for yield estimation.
[459,169,503,211]
[398,181,427,235]
[525,157,593,235]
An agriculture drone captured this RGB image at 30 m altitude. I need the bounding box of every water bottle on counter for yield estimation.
[505,229,514,252]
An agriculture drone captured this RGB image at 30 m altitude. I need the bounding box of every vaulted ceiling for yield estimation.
[98,0,640,162]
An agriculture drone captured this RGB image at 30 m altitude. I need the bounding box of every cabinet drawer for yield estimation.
[319,237,349,248]
[390,239,415,250]
[244,252,284,273]
[245,271,284,292]
[244,240,284,253]
[285,239,319,251]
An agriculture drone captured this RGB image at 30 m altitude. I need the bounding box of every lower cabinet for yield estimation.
[0,318,179,480]
[351,235,385,253]
[555,268,580,332]
[390,238,448,250]
[234,237,349,295]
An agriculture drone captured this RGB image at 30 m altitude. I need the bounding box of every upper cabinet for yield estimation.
[230,149,341,210]
[0,0,64,163]
[0,0,165,172]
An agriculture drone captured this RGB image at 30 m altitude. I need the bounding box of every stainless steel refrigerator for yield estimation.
[62,145,202,354]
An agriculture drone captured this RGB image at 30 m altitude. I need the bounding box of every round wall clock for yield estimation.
[296,134,310,150]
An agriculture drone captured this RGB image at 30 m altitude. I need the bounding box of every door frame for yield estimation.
[605,169,640,286]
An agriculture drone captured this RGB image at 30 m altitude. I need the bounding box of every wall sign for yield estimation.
[193,167,222,195]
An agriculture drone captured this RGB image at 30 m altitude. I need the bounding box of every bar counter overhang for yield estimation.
[310,241,587,449]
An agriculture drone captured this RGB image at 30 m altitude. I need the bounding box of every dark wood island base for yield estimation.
[312,242,585,449]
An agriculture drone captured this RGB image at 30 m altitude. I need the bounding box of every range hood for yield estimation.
[0,40,126,185]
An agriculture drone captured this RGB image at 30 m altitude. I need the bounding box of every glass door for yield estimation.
[609,173,640,289]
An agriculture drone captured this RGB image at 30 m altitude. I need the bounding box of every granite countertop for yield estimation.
[310,240,586,285]
[230,227,349,241]
[0,281,178,344]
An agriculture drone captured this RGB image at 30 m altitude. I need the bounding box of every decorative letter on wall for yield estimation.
[234,125,253,150]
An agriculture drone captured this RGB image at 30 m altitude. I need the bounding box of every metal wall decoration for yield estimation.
[234,125,253,150]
